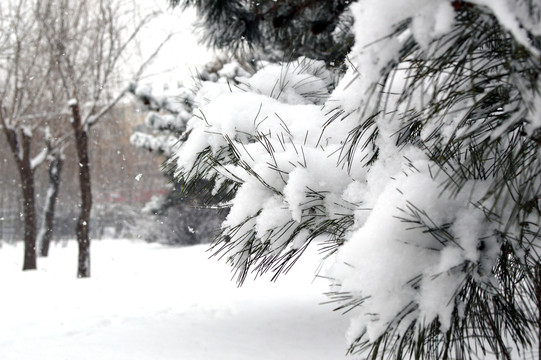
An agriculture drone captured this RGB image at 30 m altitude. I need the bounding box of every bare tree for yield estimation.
[37,0,170,277]
[0,0,55,270]
[37,129,65,257]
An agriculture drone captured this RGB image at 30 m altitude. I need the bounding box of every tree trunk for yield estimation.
[19,133,37,271]
[70,102,92,278]
[38,153,63,257]
[0,111,38,270]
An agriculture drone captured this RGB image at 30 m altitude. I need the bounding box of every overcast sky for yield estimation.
[136,3,214,92]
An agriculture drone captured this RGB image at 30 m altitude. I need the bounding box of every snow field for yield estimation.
[0,240,351,360]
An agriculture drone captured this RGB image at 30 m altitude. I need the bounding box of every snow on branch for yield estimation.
[30,147,48,170]
[130,132,179,156]
[469,0,541,56]
[168,2,541,358]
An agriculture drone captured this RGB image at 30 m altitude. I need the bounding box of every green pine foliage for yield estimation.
[129,60,253,245]
[162,1,541,358]
[169,0,355,64]
[343,6,541,358]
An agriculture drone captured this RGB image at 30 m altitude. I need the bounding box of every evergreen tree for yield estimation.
[129,59,251,244]
[169,0,355,65]
[164,1,541,358]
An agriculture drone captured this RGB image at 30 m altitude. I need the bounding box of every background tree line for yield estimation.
[0,0,170,277]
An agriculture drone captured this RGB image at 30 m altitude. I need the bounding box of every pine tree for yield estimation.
[129,59,251,244]
[164,1,541,358]
[169,0,354,65]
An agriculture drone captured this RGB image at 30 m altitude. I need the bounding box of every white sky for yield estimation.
[135,3,215,92]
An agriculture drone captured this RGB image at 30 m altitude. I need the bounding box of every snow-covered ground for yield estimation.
[0,239,351,360]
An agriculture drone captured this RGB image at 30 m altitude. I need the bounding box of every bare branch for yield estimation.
[85,32,174,127]
[0,100,21,163]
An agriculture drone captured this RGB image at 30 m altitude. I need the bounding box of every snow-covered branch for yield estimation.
[169,1,541,358]
[30,147,48,170]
